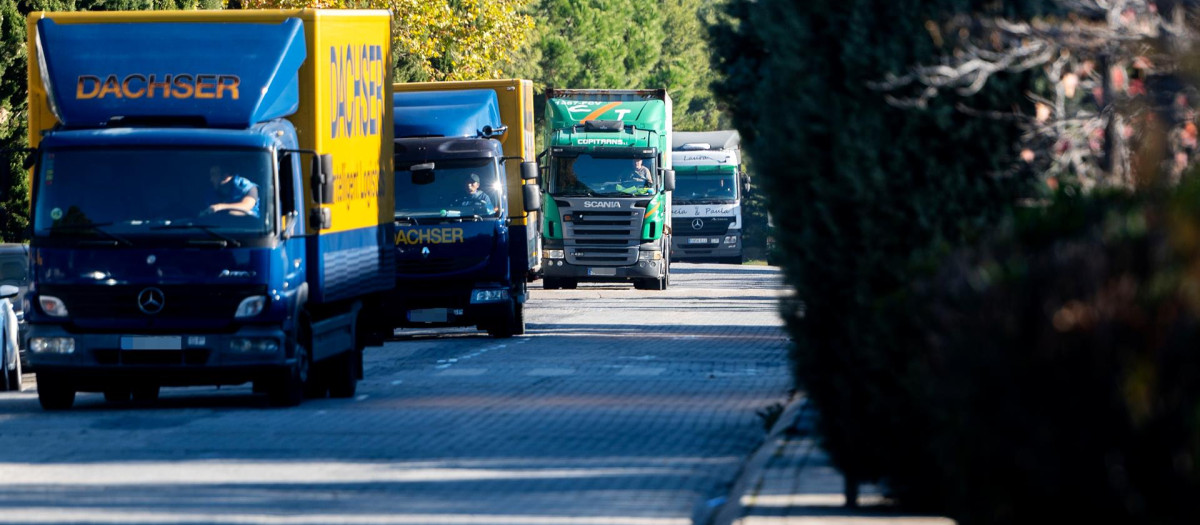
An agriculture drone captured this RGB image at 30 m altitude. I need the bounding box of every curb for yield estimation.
[701,391,809,525]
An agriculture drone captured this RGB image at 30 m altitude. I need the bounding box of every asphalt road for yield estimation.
[0,263,792,525]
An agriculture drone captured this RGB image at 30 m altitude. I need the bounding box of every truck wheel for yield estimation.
[562,279,577,290]
[269,340,310,407]
[543,277,561,290]
[37,373,75,410]
[512,302,526,336]
[487,301,517,338]
[327,350,359,399]
[103,387,131,403]
[132,384,160,402]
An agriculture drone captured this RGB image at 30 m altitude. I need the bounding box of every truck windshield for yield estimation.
[394,158,502,219]
[33,148,274,239]
[674,171,739,203]
[549,154,657,197]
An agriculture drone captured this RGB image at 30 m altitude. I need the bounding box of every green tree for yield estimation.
[525,0,662,90]
[709,0,1044,506]
[647,0,724,130]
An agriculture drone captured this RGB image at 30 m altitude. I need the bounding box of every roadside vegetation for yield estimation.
[711,0,1200,523]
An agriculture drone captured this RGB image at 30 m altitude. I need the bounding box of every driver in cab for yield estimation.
[205,166,259,217]
[617,158,654,195]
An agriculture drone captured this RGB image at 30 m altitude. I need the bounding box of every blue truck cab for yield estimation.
[22,10,395,409]
[388,87,539,337]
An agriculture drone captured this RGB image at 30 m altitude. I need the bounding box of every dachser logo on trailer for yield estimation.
[75,74,241,100]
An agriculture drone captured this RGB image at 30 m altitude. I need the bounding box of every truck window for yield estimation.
[394,158,502,219]
[550,154,657,196]
[34,148,275,237]
[674,170,739,202]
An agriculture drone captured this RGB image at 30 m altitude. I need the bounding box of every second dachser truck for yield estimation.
[23,9,394,409]
[388,80,539,337]
[540,89,674,290]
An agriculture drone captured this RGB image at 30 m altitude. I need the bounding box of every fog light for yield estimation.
[39,295,69,317]
[31,337,75,354]
[235,296,268,318]
[725,236,738,244]
[470,288,507,304]
[229,338,279,354]
[638,251,663,261]
[544,249,565,259]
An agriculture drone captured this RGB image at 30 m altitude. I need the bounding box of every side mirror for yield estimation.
[22,148,37,170]
[281,211,300,239]
[319,154,335,204]
[0,285,17,300]
[661,169,676,192]
[521,161,538,181]
[523,184,541,212]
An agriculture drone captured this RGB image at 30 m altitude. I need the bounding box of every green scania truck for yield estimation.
[540,89,674,290]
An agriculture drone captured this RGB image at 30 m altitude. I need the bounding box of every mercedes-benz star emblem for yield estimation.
[421,247,431,258]
[137,287,165,315]
[691,219,704,230]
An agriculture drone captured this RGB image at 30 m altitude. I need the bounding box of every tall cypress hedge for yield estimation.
[709,0,1044,504]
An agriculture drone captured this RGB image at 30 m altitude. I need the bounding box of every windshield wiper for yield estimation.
[48,223,132,246]
[151,223,242,247]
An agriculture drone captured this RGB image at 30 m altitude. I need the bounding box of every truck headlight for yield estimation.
[39,295,69,317]
[31,337,75,354]
[638,251,663,261]
[725,236,738,244]
[470,289,508,304]
[229,338,279,354]
[234,296,268,318]
[544,249,565,260]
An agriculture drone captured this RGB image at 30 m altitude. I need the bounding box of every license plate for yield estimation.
[588,267,617,276]
[687,238,709,244]
[120,336,182,350]
[408,308,449,323]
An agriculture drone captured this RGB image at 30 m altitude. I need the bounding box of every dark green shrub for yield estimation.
[896,186,1200,524]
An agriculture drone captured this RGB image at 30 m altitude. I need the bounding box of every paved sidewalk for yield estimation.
[712,394,958,525]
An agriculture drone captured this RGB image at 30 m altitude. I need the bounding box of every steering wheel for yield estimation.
[200,207,250,218]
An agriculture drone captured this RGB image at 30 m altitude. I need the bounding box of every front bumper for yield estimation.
[25,323,290,389]
[540,258,666,281]
[383,284,516,328]
[672,234,741,260]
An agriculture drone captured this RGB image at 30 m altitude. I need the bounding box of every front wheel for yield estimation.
[486,300,518,338]
[37,373,76,410]
[269,324,311,407]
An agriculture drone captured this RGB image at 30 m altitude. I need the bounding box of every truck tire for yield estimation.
[269,329,311,407]
[37,373,75,410]
[562,279,577,290]
[132,384,160,402]
[512,302,526,336]
[487,301,517,338]
[103,386,131,403]
[327,350,359,398]
[543,277,561,290]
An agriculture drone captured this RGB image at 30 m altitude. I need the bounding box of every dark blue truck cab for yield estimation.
[387,86,539,338]
[22,10,395,409]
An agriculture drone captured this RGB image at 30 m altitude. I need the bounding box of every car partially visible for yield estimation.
[0,243,29,368]
[1,284,21,391]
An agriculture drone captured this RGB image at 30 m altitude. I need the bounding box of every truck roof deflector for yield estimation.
[37,18,306,128]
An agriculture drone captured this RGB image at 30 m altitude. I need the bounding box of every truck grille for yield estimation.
[673,217,733,236]
[563,208,643,266]
[396,256,487,275]
[39,284,267,320]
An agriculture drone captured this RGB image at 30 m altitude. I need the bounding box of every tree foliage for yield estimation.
[242,0,535,81]
[709,0,1044,501]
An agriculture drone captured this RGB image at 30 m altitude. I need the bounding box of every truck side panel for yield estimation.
[301,11,395,304]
